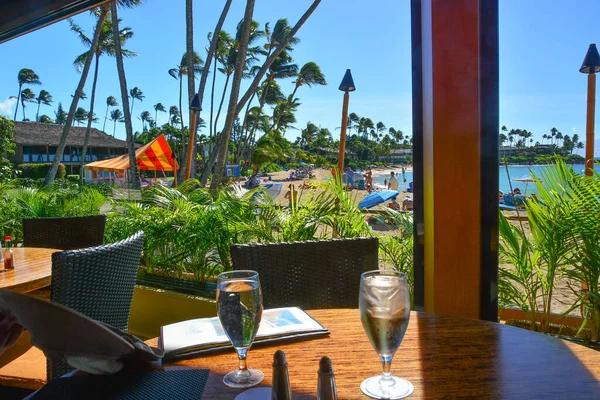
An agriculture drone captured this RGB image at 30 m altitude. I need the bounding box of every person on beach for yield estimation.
[366,169,373,192]
[389,197,401,210]
[347,168,355,189]
[513,187,521,195]
[284,184,298,208]
[388,171,399,191]
[403,196,414,211]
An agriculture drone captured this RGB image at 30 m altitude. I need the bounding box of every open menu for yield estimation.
[160,307,329,359]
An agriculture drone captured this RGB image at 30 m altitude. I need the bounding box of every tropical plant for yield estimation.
[110,109,123,136]
[168,51,204,162]
[139,110,152,131]
[74,107,88,126]
[0,117,16,183]
[153,103,166,125]
[111,0,143,189]
[72,14,138,186]
[55,102,67,125]
[34,90,53,122]
[14,68,41,121]
[129,86,144,114]
[211,0,323,189]
[103,96,118,132]
[19,88,36,121]
[39,115,53,124]
[270,61,326,132]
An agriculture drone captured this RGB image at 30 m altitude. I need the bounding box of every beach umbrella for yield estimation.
[512,176,542,193]
[337,69,356,178]
[580,44,600,177]
[359,190,399,209]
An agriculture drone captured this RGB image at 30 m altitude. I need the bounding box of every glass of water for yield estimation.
[217,270,264,388]
[359,270,413,399]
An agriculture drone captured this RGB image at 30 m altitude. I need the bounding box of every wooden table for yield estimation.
[0,247,58,293]
[149,309,600,399]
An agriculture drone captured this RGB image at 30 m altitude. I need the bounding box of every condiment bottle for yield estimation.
[317,356,337,400]
[3,236,13,270]
[271,350,292,400]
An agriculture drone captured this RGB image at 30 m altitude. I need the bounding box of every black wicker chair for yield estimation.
[230,237,379,310]
[46,231,144,381]
[23,215,106,250]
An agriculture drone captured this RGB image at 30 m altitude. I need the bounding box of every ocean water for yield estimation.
[371,164,594,195]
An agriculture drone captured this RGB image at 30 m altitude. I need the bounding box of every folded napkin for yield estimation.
[0,290,163,375]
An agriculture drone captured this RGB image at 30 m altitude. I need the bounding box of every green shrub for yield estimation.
[262,163,282,173]
[18,163,66,179]
[66,174,80,183]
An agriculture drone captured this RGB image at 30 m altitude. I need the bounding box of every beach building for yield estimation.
[8,121,129,176]
[379,148,412,163]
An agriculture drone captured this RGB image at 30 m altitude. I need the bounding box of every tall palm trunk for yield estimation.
[113,119,117,136]
[195,0,233,186]
[178,74,185,166]
[211,0,255,190]
[22,102,26,121]
[44,7,108,187]
[13,85,22,121]
[103,106,109,132]
[80,53,101,187]
[130,97,135,114]
[182,0,197,179]
[209,52,218,139]
[213,73,231,137]
[235,92,255,164]
[36,101,41,122]
[111,1,139,189]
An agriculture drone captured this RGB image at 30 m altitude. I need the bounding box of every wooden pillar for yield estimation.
[412,0,499,320]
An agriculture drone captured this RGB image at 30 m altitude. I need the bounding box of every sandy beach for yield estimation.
[259,166,415,210]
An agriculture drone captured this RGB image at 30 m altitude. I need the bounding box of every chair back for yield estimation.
[47,231,144,380]
[230,237,378,310]
[23,215,106,250]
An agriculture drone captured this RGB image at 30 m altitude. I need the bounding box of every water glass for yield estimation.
[359,270,413,399]
[217,270,264,388]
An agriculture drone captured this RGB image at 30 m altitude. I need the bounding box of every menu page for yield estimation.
[160,307,327,355]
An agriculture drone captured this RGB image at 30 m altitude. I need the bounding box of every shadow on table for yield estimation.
[416,312,600,399]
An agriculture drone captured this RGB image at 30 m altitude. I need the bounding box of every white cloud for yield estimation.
[0,97,17,117]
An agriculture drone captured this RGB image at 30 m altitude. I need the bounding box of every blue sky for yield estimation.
[0,0,599,154]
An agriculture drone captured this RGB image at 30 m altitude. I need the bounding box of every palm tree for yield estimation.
[168,52,203,161]
[39,115,54,124]
[74,107,88,126]
[44,5,109,186]
[139,110,152,131]
[270,61,326,132]
[103,96,118,132]
[300,122,318,149]
[14,68,41,121]
[212,0,323,189]
[55,102,67,125]
[35,90,53,122]
[576,141,584,155]
[20,88,36,120]
[110,108,123,136]
[129,87,144,115]
[71,15,137,186]
[169,105,181,126]
[153,103,166,126]
[111,0,143,189]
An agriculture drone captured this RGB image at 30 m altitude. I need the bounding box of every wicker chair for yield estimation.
[46,231,144,381]
[23,215,106,250]
[230,237,379,310]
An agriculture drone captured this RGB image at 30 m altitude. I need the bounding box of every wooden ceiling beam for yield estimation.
[0,0,110,44]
